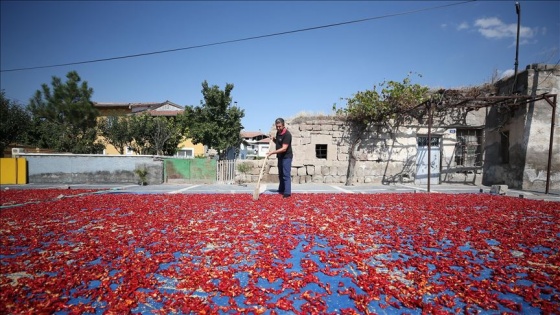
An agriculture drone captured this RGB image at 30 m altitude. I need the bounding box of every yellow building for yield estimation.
[93,101,205,157]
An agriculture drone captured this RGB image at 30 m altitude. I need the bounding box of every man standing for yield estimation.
[267,118,293,198]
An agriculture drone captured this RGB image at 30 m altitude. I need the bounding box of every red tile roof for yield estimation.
[148,110,184,116]
[241,131,267,138]
[93,101,183,109]
[257,137,271,144]
[94,101,185,117]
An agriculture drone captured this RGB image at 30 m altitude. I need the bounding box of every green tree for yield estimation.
[128,114,153,155]
[27,71,103,153]
[159,116,185,156]
[182,81,244,159]
[125,114,183,156]
[98,116,133,155]
[334,73,429,185]
[148,116,181,156]
[0,91,31,157]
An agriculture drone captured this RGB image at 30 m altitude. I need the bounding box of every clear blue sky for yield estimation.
[1,1,558,132]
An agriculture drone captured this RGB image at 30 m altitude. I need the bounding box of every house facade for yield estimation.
[483,63,559,191]
[93,100,205,157]
[239,131,270,159]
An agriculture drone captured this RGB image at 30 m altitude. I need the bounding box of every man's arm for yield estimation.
[268,144,288,156]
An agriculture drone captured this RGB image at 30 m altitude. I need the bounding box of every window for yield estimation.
[500,131,509,164]
[176,148,194,159]
[315,144,327,159]
[417,136,440,147]
[455,129,482,167]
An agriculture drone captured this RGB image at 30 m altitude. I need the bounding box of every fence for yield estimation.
[164,158,216,184]
[217,159,236,184]
[165,158,237,184]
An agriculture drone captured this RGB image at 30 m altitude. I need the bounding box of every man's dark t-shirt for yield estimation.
[275,129,293,159]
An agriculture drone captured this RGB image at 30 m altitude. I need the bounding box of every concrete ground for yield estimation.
[2,182,559,202]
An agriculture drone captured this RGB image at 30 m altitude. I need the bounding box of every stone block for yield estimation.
[321,166,330,176]
[311,134,332,144]
[324,176,334,183]
[297,167,307,176]
[269,166,279,175]
[332,131,343,138]
[314,159,326,166]
[490,185,508,195]
[290,128,300,137]
[337,166,347,176]
[306,165,315,175]
[337,153,348,161]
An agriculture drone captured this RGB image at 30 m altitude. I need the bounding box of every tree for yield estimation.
[158,116,185,156]
[182,81,244,159]
[0,91,31,157]
[122,114,183,156]
[27,71,103,153]
[148,116,179,156]
[98,116,133,155]
[333,73,429,185]
[128,114,152,155]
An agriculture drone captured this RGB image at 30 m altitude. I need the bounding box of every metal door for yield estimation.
[415,137,440,185]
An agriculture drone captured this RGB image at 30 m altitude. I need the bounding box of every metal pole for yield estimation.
[512,2,521,92]
[545,94,557,194]
[427,102,433,193]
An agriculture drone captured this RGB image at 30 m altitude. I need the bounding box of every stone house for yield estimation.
[257,63,558,191]
[483,64,559,191]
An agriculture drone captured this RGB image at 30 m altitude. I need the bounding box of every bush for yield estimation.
[237,162,253,185]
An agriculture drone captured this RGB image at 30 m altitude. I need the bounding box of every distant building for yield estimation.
[93,100,205,157]
[240,131,270,159]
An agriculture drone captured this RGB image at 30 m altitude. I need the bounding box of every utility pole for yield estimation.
[513,2,521,93]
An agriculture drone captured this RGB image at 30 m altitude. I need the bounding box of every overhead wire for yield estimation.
[1,1,476,73]
[538,58,560,85]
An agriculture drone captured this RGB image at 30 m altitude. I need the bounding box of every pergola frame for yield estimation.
[420,92,557,194]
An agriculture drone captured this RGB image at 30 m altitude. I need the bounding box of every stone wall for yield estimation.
[237,108,487,185]
[483,64,560,190]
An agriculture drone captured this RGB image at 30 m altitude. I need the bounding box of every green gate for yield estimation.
[164,158,217,183]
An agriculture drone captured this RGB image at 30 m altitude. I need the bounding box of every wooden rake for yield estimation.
[252,154,269,200]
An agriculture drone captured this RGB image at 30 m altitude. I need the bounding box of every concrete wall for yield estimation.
[20,154,164,184]
[483,64,560,190]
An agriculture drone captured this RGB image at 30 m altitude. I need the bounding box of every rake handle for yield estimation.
[256,155,269,187]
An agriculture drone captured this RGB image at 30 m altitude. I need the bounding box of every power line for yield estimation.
[539,58,560,85]
[1,1,476,73]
